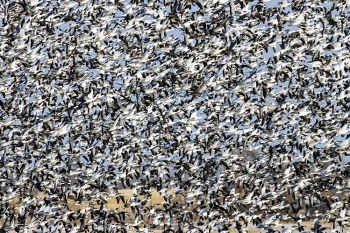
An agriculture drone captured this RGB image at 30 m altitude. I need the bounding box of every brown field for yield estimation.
[2,189,346,232]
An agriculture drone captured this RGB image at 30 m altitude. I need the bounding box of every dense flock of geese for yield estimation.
[1,0,350,232]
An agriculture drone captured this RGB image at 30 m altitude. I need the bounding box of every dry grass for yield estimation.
[66,189,178,211]
[2,189,345,232]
